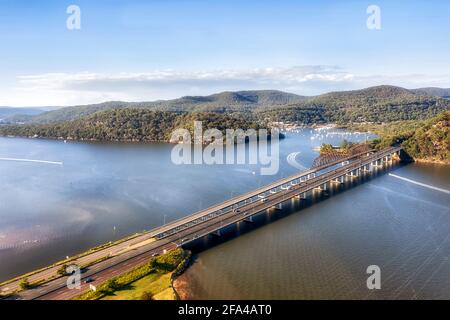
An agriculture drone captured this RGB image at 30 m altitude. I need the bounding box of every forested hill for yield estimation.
[257,85,450,124]
[402,111,450,163]
[22,85,450,126]
[27,90,307,124]
[412,87,450,99]
[0,109,263,142]
[350,110,450,164]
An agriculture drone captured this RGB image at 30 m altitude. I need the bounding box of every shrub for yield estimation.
[19,278,31,290]
[57,264,69,276]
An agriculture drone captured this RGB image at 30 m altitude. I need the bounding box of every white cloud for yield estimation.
[17,65,353,88]
[2,65,450,106]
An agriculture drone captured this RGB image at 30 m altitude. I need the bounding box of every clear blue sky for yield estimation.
[1,0,449,106]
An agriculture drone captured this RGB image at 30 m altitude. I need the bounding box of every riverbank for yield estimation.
[413,158,450,165]
[172,272,192,300]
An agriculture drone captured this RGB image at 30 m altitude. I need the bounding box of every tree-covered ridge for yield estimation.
[258,85,449,124]
[0,109,264,142]
[402,111,450,162]
[11,85,450,125]
[351,111,450,163]
[27,90,306,124]
[412,87,450,99]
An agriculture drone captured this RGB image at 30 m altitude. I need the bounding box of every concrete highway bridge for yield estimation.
[149,146,402,246]
[6,145,402,300]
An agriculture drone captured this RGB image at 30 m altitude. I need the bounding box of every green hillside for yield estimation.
[412,87,450,99]
[258,85,449,124]
[23,86,449,125]
[28,90,306,124]
[351,111,450,163]
[1,86,449,145]
[0,109,263,142]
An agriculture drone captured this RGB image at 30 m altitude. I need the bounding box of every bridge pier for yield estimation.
[314,183,327,191]
[294,192,307,199]
[331,175,345,184]
[346,170,357,177]
[372,159,383,167]
[271,203,283,210]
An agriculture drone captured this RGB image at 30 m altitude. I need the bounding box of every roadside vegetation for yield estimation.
[74,248,191,300]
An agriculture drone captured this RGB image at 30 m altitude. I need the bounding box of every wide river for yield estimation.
[0,129,449,299]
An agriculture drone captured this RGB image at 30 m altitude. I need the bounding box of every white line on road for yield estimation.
[389,173,450,195]
[0,157,63,165]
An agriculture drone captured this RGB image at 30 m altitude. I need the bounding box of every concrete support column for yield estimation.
[272,203,282,210]
[295,192,307,199]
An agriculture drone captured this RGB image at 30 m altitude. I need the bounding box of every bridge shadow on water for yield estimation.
[182,160,410,257]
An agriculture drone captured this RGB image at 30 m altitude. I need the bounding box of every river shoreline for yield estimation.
[413,158,450,165]
[172,273,192,300]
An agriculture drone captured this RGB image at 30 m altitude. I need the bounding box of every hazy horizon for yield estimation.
[1,84,449,108]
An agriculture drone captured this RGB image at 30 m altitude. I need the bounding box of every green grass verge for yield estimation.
[101,272,174,300]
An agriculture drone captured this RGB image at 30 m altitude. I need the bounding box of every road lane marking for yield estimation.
[389,173,450,195]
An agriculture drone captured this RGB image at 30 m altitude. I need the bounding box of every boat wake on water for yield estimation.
[0,157,63,165]
[388,173,450,195]
[287,152,307,170]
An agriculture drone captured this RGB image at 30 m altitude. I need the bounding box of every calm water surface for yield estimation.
[1,129,449,299]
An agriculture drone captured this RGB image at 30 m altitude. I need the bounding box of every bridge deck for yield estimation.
[151,146,401,241]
